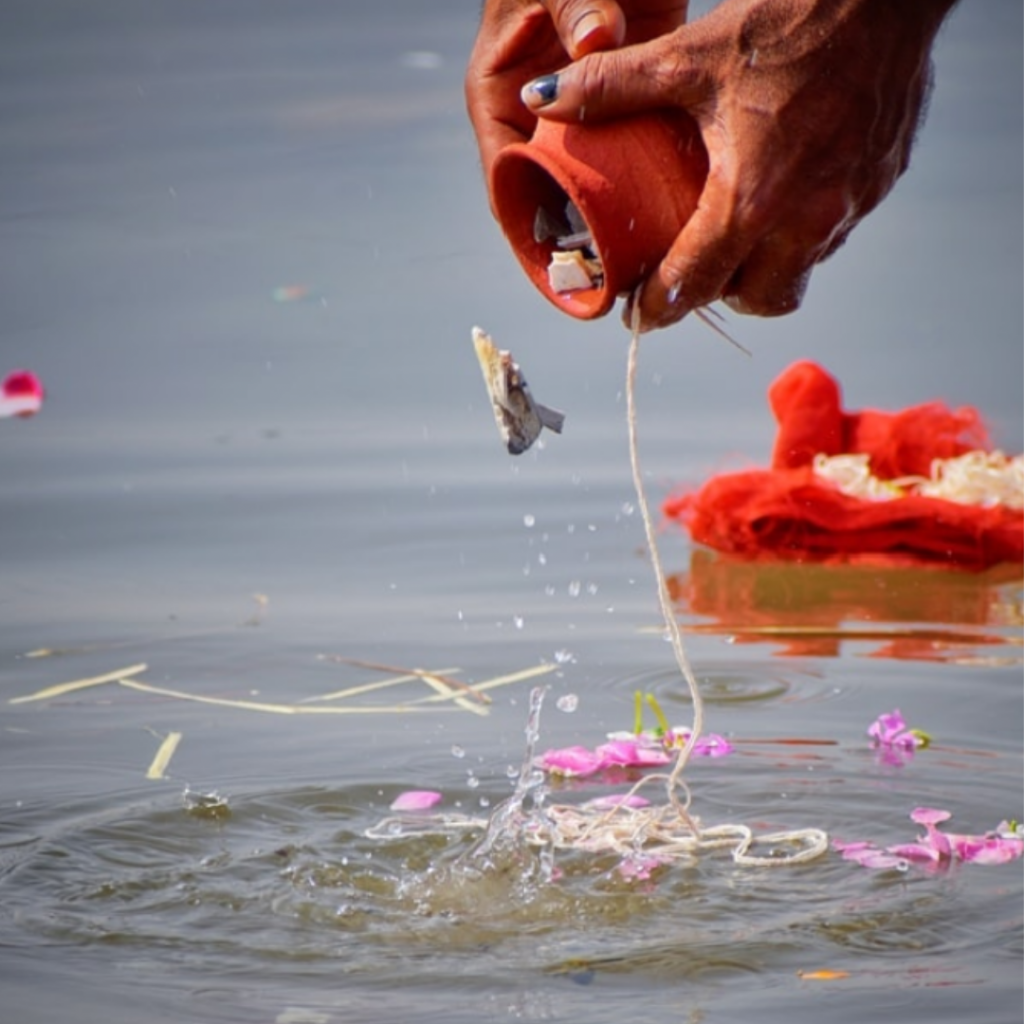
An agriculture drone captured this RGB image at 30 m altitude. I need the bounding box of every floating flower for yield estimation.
[1,370,45,418]
[868,709,930,765]
[606,727,734,759]
[538,739,671,778]
[667,729,734,758]
[539,691,734,778]
[833,807,1024,871]
[389,790,442,811]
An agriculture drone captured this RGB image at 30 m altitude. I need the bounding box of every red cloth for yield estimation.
[663,361,1023,571]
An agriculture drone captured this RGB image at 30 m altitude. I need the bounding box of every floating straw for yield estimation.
[8,663,148,704]
[146,731,183,780]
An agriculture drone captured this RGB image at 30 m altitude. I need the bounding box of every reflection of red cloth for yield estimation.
[663,361,1023,571]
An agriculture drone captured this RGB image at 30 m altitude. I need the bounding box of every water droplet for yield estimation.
[556,693,579,713]
[506,765,518,779]
[523,514,536,528]
[479,796,491,808]
[467,774,480,789]
[587,583,598,595]
[568,580,581,598]
[621,501,635,516]
[513,615,525,630]
[537,553,547,566]
[451,745,466,759]
[544,584,556,597]
[554,649,574,664]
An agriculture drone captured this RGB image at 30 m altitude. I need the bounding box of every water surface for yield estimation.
[1,3,1021,1022]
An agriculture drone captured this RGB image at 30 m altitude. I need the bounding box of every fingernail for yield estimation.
[571,10,623,56]
[572,12,605,52]
[722,293,752,314]
[522,74,559,108]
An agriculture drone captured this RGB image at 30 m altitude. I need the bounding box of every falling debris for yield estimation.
[472,326,565,455]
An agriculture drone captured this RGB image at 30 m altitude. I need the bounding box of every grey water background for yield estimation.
[0,3,1021,1023]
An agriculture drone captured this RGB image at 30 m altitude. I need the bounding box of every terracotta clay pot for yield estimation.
[489,112,708,319]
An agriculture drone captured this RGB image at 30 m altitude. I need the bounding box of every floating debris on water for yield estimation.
[183,787,231,820]
[390,790,443,811]
[1,369,45,418]
[145,730,183,780]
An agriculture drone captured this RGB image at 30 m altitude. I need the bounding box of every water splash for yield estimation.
[463,685,554,880]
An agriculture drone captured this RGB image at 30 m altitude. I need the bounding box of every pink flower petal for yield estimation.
[910,807,952,826]
[833,840,906,869]
[538,745,607,777]
[950,834,1024,865]
[390,790,442,811]
[887,841,943,863]
[694,734,733,757]
[868,709,921,751]
[838,808,1024,872]
[595,739,672,768]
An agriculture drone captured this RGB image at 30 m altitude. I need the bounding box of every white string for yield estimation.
[625,304,704,796]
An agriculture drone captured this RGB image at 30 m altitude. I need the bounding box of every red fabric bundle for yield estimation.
[663,361,1023,571]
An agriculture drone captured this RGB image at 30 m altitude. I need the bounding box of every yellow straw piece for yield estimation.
[117,677,438,715]
[9,663,148,704]
[417,673,490,717]
[412,662,558,705]
[331,658,491,705]
[146,731,183,780]
[300,667,462,703]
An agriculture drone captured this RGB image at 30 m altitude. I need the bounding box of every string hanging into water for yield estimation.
[526,300,827,868]
[369,304,828,870]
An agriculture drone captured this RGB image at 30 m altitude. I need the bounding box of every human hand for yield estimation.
[510,0,957,331]
[465,2,688,204]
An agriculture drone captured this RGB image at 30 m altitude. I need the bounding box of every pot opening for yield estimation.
[491,152,610,318]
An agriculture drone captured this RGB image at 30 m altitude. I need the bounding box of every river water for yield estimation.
[1,2,1021,1022]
